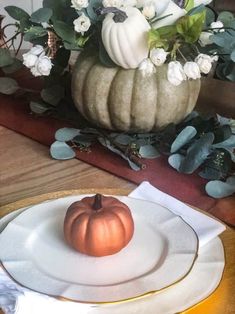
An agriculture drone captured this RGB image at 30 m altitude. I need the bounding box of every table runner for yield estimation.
[0,91,234,226]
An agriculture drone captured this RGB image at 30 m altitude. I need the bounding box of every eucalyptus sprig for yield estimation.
[50,112,235,198]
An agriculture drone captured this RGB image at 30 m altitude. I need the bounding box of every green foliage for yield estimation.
[4,6,30,21]
[0,77,19,95]
[184,0,194,12]
[24,26,48,41]
[41,85,65,106]
[176,10,206,43]
[1,59,22,74]
[30,8,53,23]
[0,49,14,67]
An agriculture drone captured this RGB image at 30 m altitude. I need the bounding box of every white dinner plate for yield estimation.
[0,195,198,303]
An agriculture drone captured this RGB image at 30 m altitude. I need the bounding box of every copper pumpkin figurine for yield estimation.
[64,194,134,257]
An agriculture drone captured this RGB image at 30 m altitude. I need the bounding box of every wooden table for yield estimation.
[0,126,235,314]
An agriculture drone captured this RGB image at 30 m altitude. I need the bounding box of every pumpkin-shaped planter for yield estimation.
[64,194,134,257]
[72,54,201,133]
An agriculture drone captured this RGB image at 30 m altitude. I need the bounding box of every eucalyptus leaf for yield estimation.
[30,8,53,23]
[0,49,14,67]
[139,145,160,159]
[0,77,19,95]
[179,132,214,173]
[217,11,235,27]
[73,135,92,147]
[4,6,30,21]
[53,21,76,44]
[171,126,197,153]
[114,134,133,145]
[227,176,235,186]
[30,101,51,114]
[168,154,185,171]
[187,4,205,16]
[205,179,235,198]
[231,49,235,62]
[213,125,232,143]
[24,26,48,41]
[86,0,103,22]
[2,59,22,74]
[50,141,76,160]
[41,85,65,106]
[213,135,235,149]
[55,128,80,141]
[99,40,116,67]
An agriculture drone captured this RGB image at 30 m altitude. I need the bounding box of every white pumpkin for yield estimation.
[194,0,213,6]
[102,7,150,69]
[152,0,186,28]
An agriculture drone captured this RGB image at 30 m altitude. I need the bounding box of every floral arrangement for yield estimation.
[0,0,235,86]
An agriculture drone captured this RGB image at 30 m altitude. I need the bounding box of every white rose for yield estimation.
[29,45,44,56]
[195,54,213,74]
[30,66,42,77]
[184,62,201,80]
[122,0,137,7]
[211,21,224,32]
[167,61,186,86]
[103,0,123,7]
[150,48,168,66]
[73,13,91,35]
[71,0,89,10]
[138,58,156,77]
[22,53,38,68]
[142,4,155,19]
[35,56,53,76]
[199,31,213,47]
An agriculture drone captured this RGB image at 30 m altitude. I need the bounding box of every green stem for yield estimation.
[95,7,128,23]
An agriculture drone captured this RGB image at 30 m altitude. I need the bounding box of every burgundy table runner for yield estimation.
[0,92,234,226]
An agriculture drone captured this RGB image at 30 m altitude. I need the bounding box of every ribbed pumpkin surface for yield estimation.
[72,55,201,132]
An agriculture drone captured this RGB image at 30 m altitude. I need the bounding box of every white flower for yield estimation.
[167,61,186,86]
[73,13,91,35]
[184,62,201,80]
[71,0,89,10]
[29,45,44,56]
[210,21,225,32]
[103,0,123,8]
[195,54,213,74]
[30,66,42,77]
[22,53,38,68]
[122,0,137,7]
[142,4,155,19]
[150,48,168,66]
[138,58,156,77]
[199,31,213,47]
[31,56,53,77]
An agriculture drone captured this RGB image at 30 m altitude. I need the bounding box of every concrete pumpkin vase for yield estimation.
[72,54,201,132]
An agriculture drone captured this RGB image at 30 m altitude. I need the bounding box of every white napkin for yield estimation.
[0,182,226,314]
[130,181,226,248]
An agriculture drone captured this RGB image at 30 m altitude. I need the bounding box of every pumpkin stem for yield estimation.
[95,7,128,23]
[92,194,102,211]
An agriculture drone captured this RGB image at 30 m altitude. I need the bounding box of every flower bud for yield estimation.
[22,53,38,68]
[30,45,44,56]
[138,58,156,77]
[150,48,168,66]
[34,56,53,76]
[210,21,224,32]
[199,32,213,47]
[167,61,186,86]
[195,54,213,74]
[142,4,155,19]
[184,62,201,80]
[71,0,89,10]
[73,13,91,35]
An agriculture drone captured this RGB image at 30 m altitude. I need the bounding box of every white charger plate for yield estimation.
[0,195,198,303]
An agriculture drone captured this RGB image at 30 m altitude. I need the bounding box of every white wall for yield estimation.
[0,0,43,49]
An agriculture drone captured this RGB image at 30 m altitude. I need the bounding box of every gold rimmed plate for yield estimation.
[0,194,198,303]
